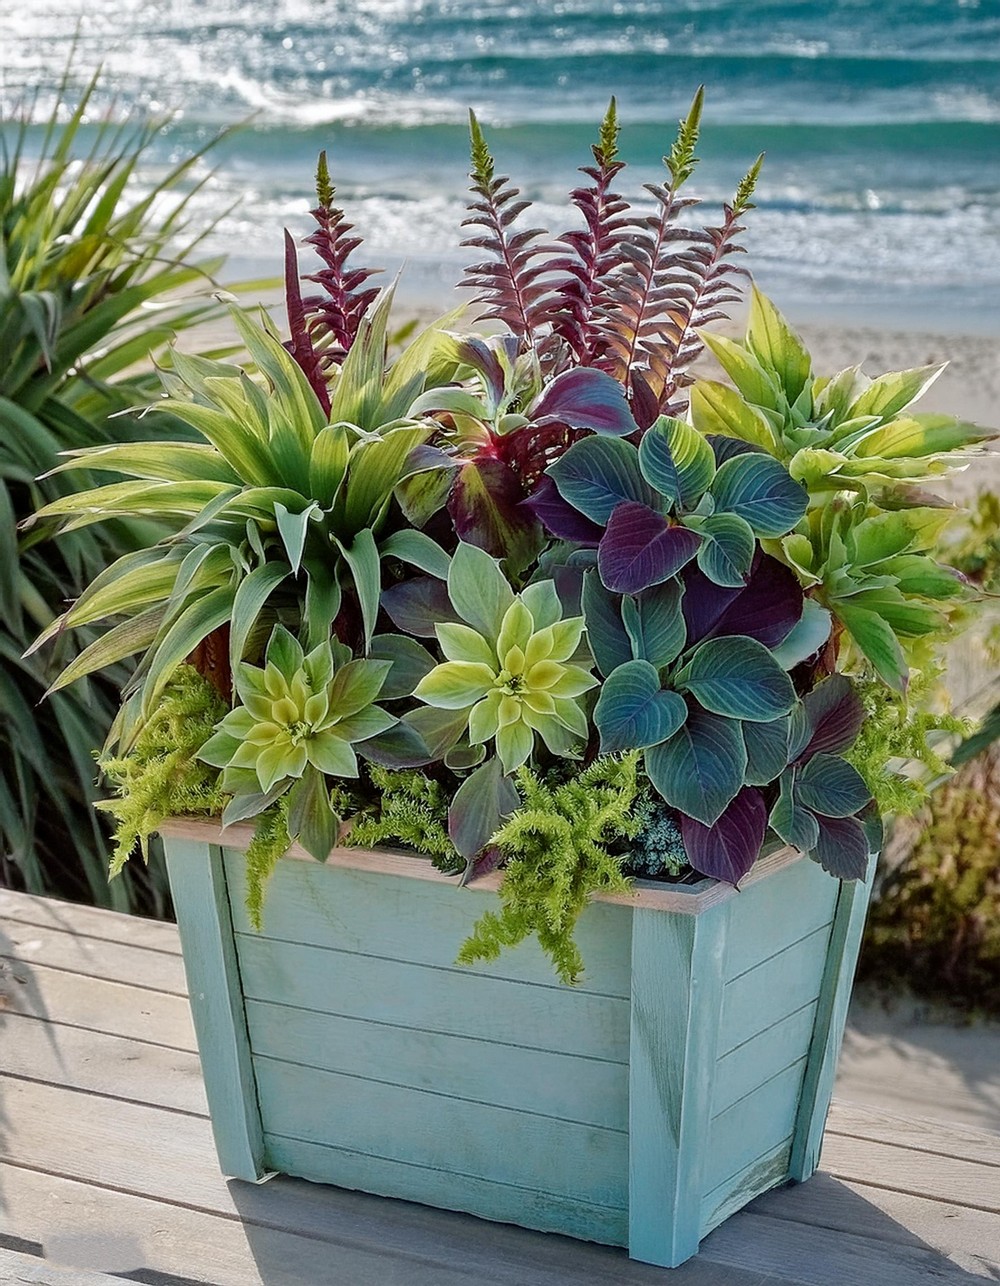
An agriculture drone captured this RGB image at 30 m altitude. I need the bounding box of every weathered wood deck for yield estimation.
[0,887,997,1285]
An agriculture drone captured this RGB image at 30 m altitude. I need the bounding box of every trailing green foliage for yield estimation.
[98,665,228,874]
[349,766,461,873]
[1,69,242,913]
[244,798,293,932]
[457,756,639,984]
[860,747,1000,1015]
[845,678,968,818]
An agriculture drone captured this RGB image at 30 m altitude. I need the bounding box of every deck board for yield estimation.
[1,887,998,1284]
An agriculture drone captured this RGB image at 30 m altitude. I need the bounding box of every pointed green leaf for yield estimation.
[746,287,812,403]
[638,416,716,510]
[674,636,796,722]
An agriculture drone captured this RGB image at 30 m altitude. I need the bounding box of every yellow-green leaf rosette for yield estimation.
[412,542,596,774]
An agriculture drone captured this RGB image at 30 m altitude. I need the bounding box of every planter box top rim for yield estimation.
[158,816,800,916]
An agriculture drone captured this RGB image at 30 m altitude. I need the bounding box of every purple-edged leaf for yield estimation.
[369,634,437,700]
[796,753,871,818]
[593,660,688,753]
[769,769,821,851]
[708,435,766,466]
[401,706,470,762]
[532,367,639,436]
[812,814,870,880]
[287,767,338,862]
[645,707,747,827]
[797,674,866,762]
[581,570,631,677]
[680,787,768,884]
[381,576,461,638]
[451,335,507,408]
[448,456,543,575]
[357,721,434,769]
[523,476,603,544]
[682,553,804,648]
[598,502,702,594]
[710,452,808,538]
[449,755,520,859]
[674,635,796,723]
[742,716,790,786]
[547,435,656,525]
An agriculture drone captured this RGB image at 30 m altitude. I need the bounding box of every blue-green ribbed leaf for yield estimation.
[645,708,747,827]
[796,753,871,818]
[593,660,688,754]
[710,452,807,538]
[547,435,656,525]
[674,636,796,722]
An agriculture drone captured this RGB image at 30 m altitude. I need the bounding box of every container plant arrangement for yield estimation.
[28,93,992,1268]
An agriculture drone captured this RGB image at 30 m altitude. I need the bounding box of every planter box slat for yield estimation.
[244,999,629,1131]
[233,933,632,1063]
[262,1133,630,1246]
[253,1058,629,1207]
[162,824,875,1269]
[701,1137,795,1232]
[704,1058,810,1194]
[713,1002,820,1116]
[224,849,635,997]
[721,856,841,979]
[719,919,836,1053]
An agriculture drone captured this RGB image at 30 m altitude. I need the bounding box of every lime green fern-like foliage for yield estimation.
[349,766,461,873]
[98,667,228,875]
[244,799,292,931]
[846,678,968,819]
[458,755,640,984]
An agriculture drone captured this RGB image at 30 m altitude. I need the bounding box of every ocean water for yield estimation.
[2,0,999,332]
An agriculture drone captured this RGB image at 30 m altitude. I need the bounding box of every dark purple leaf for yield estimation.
[797,675,866,763]
[380,576,460,637]
[448,456,544,575]
[708,434,765,466]
[812,814,870,880]
[682,552,804,648]
[532,367,639,437]
[522,477,603,544]
[449,756,520,859]
[680,787,768,884]
[598,502,702,594]
[356,722,433,769]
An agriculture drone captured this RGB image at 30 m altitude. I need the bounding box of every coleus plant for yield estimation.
[29,95,992,979]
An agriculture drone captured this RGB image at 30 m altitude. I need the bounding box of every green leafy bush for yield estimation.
[860,746,1000,1015]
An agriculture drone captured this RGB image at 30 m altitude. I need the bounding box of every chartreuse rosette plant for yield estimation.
[31,93,994,982]
[690,288,991,691]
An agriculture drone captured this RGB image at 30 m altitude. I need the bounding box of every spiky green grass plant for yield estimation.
[1,69,242,912]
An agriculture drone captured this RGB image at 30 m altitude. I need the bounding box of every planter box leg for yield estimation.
[788,861,877,1182]
[628,902,727,1268]
[164,837,267,1181]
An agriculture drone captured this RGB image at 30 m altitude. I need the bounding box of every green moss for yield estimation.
[348,766,462,874]
[458,754,640,985]
[860,748,1000,1015]
[98,666,228,877]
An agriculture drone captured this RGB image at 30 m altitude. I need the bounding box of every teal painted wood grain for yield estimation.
[702,1059,808,1194]
[712,1001,819,1116]
[627,901,728,1268]
[718,922,833,1054]
[788,861,878,1181]
[722,856,838,979]
[162,838,265,1180]
[224,850,634,997]
[264,1132,629,1247]
[252,1056,628,1209]
[234,933,630,1062]
[700,1136,795,1234]
[243,998,628,1131]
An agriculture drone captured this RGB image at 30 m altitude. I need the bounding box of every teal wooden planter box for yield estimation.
[160,818,873,1269]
